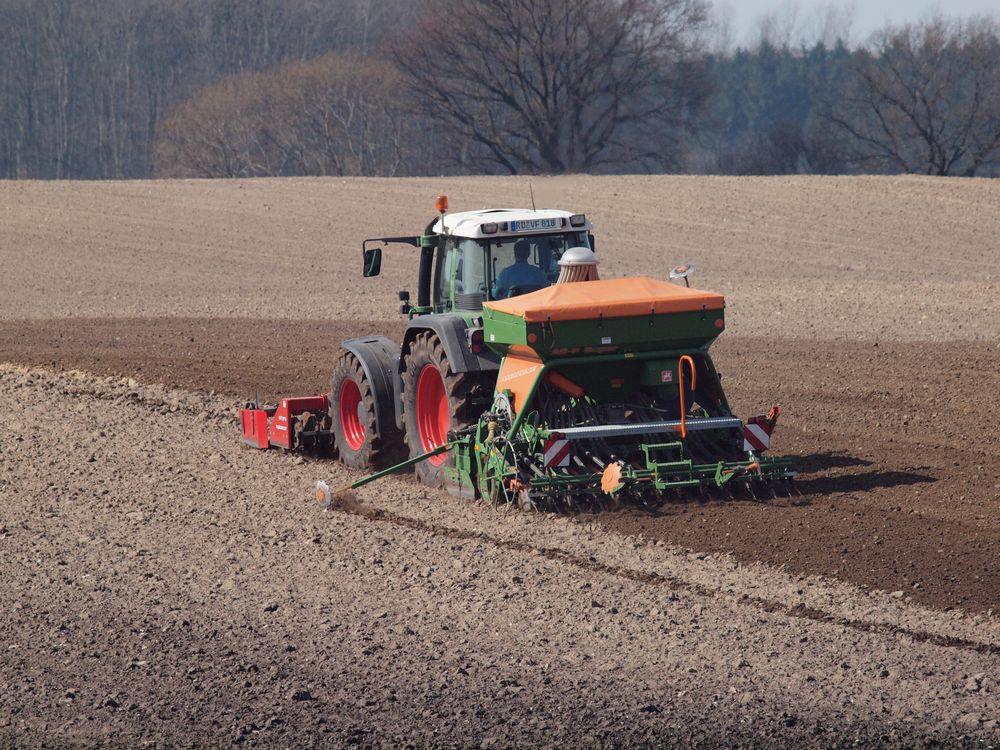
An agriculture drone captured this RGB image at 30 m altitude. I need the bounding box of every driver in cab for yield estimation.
[491,239,548,299]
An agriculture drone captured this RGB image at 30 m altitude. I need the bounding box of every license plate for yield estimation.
[510,218,560,232]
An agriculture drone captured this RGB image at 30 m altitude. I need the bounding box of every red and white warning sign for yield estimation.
[543,436,571,468]
[660,369,673,383]
[743,416,775,452]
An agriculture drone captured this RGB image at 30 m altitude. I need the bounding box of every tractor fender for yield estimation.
[340,336,401,436]
[401,315,500,377]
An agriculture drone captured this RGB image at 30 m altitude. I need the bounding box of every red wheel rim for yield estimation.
[416,364,448,466]
[339,379,365,451]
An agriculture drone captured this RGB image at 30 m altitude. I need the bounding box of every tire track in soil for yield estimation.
[322,494,1000,657]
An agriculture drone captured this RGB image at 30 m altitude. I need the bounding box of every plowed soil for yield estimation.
[2,176,999,747]
[2,317,998,615]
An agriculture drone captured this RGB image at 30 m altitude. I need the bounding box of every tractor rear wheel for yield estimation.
[330,350,394,469]
[401,331,484,491]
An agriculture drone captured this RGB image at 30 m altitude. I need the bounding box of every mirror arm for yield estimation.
[362,235,420,252]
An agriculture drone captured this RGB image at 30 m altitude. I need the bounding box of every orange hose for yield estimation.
[677,355,696,439]
[545,370,585,398]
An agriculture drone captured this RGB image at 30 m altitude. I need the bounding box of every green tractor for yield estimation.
[331,196,593,491]
[242,195,793,509]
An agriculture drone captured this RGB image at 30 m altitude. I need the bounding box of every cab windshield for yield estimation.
[434,231,591,312]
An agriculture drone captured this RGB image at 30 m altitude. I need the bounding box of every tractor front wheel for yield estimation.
[330,351,388,469]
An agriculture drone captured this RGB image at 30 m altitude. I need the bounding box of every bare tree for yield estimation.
[830,17,1000,176]
[752,1,801,50]
[0,0,421,179]
[806,2,854,49]
[707,1,735,55]
[751,1,853,51]
[154,53,414,178]
[154,75,268,178]
[388,0,710,174]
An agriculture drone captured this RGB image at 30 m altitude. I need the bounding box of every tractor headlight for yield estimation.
[569,214,586,227]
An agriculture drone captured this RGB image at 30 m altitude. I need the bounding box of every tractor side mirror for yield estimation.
[363,246,382,277]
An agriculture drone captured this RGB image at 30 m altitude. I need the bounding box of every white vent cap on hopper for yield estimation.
[556,246,599,283]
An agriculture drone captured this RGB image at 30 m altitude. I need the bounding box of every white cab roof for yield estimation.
[431,208,592,239]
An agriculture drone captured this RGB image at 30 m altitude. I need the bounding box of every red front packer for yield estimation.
[240,395,332,452]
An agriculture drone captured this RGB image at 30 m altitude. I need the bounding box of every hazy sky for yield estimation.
[720,0,1000,47]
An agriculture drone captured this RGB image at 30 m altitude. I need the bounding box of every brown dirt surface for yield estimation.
[2,317,997,615]
[2,176,1000,746]
[2,176,999,338]
[0,317,405,402]
[1,365,998,748]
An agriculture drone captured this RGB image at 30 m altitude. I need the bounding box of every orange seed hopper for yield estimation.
[482,276,729,413]
[484,276,724,322]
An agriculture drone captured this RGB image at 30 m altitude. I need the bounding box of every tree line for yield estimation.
[0,0,416,178]
[2,0,999,180]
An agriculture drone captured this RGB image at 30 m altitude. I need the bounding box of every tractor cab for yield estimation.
[434,227,593,312]
[361,202,595,317]
[429,207,594,313]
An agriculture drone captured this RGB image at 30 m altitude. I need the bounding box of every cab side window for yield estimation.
[435,238,488,312]
[433,238,459,312]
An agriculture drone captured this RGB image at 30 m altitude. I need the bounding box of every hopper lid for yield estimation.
[484,276,725,323]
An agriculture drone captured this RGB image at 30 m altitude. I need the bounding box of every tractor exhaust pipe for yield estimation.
[419,194,449,309]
